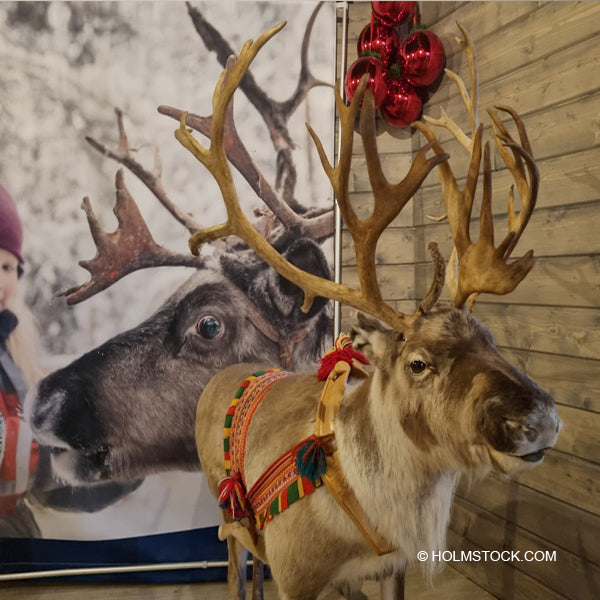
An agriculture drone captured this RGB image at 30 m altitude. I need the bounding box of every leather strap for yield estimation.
[316,360,395,556]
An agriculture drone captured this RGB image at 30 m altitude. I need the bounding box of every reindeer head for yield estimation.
[29,5,334,495]
[174,21,560,480]
[351,310,560,476]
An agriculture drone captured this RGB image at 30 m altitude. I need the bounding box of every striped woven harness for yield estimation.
[219,368,322,532]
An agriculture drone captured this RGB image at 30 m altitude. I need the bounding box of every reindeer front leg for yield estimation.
[252,556,265,600]
[338,583,368,600]
[225,534,248,600]
[219,521,269,599]
[380,570,405,600]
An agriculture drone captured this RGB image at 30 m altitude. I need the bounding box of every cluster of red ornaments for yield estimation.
[345,2,446,128]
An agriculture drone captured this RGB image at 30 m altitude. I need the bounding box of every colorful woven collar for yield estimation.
[218,368,322,531]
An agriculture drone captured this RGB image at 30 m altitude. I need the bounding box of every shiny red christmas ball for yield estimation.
[371,1,417,26]
[380,77,423,127]
[357,20,400,66]
[400,30,446,87]
[344,56,388,108]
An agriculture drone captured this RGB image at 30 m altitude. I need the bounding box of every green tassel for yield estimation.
[296,436,327,484]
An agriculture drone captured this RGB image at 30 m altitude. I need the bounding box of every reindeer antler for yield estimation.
[422,22,478,152]
[186,1,331,209]
[65,10,334,308]
[58,170,200,305]
[86,109,202,234]
[414,23,539,309]
[177,22,447,332]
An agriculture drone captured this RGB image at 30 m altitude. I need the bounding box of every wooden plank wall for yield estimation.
[340,2,600,599]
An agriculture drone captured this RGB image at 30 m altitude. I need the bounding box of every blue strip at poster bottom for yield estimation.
[0,526,233,583]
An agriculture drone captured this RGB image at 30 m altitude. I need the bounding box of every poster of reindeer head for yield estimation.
[0,0,335,578]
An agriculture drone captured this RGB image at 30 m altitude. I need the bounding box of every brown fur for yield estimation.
[400,406,438,452]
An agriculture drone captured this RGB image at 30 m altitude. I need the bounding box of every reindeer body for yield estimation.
[196,310,561,599]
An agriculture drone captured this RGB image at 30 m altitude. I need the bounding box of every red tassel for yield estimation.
[318,334,369,380]
[218,473,247,518]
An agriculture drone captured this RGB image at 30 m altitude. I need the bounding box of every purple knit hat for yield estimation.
[0,183,24,264]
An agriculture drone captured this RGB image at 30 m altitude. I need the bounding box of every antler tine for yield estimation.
[86,108,201,234]
[413,118,484,305]
[177,22,342,316]
[436,138,534,308]
[57,169,200,305]
[456,21,479,137]
[356,91,449,308]
[281,1,332,117]
[488,106,539,259]
[187,1,330,132]
[422,21,478,152]
[178,22,287,244]
[419,242,447,313]
[186,2,330,210]
[308,77,447,325]
[306,76,367,234]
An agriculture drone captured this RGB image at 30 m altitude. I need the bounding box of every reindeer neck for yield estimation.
[336,371,458,557]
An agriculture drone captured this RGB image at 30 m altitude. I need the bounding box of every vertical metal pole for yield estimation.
[334,0,349,338]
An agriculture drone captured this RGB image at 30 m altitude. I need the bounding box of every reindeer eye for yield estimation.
[409,360,427,374]
[197,316,223,340]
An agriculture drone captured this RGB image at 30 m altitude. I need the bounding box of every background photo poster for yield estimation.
[0,0,336,579]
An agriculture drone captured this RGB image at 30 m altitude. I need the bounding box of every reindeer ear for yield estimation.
[277,238,331,316]
[351,312,404,366]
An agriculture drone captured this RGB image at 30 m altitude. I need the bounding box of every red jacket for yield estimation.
[0,310,39,516]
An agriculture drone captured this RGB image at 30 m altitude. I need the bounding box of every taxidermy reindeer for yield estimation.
[187,21,561,600]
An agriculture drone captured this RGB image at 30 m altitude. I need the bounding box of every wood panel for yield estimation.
[421,1,537,46]
[340,2,600,598]
[514,450,600,517]
[413,201,598,259]
[415,90,600,178]
[426,32,600,135]
[415,146,600,220]
[344,256,600,308]
[499,348,600,414]
[346,200,600,271]
[444,2,600,90]
[472,304,600,361]
[455,474,600,566]
[447,529,569,600]
[449,498,600,600]
[426,4,600,108]
[547,405,599,463]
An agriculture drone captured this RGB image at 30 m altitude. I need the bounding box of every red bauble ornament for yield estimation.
[357,20,400,66]
[400,30,446,87]
[371,1,417,26]
[380,77,423,127]
[344,56,388,108]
